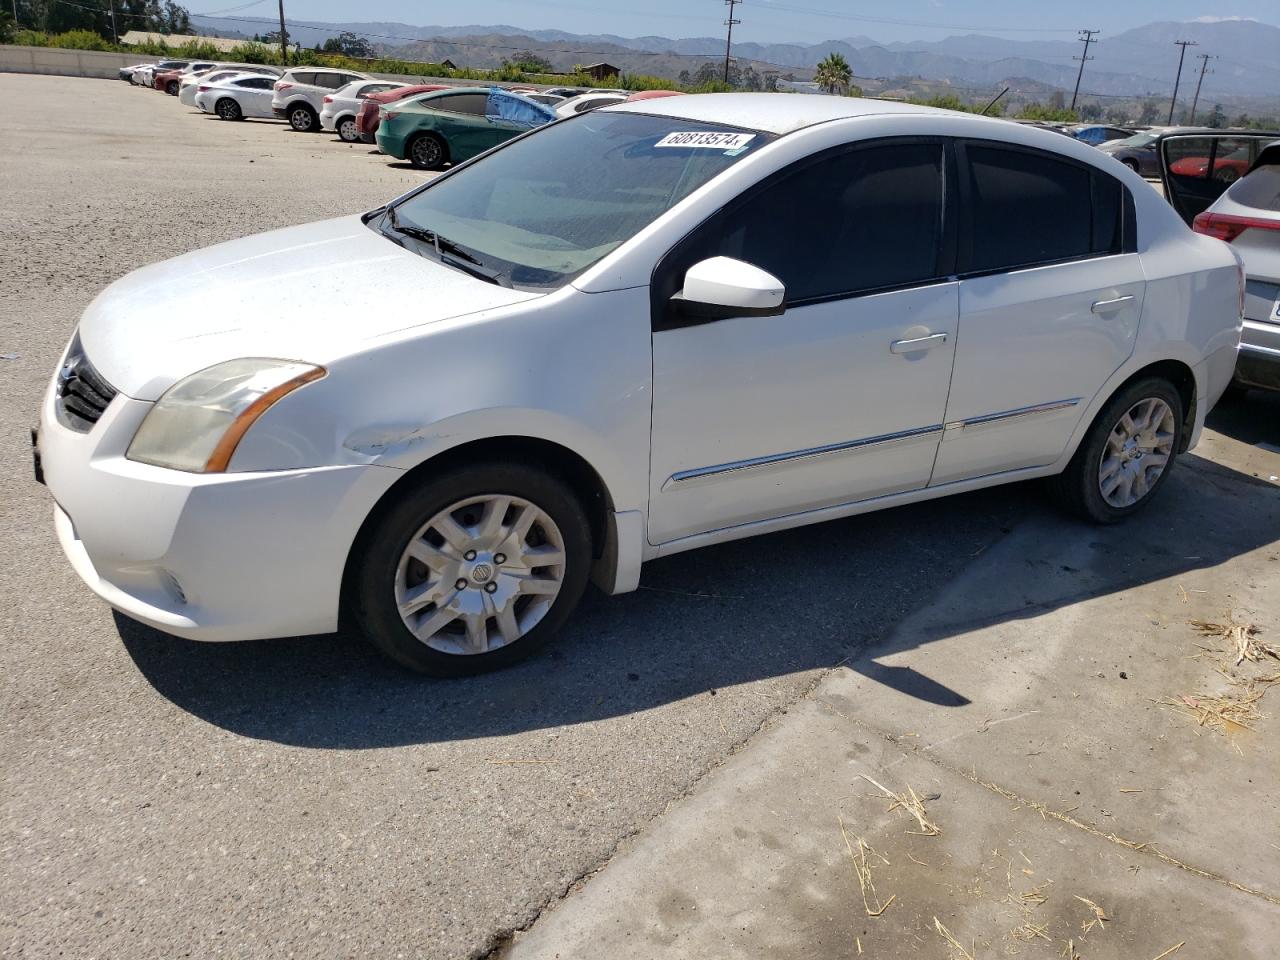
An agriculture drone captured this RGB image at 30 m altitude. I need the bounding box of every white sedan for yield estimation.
[180,65,280,107]
[320,79,406,142]
[37,95,1243,675]
[194,74,280,121]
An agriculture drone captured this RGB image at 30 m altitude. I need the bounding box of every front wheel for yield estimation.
[347,462,592,676]
[1121,158,1140,173]
[165,80,179,95]
[1048,377,1184,523]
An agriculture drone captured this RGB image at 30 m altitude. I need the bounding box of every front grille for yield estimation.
[56,336,117,432]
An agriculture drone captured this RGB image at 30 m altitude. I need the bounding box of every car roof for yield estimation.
[605,92,964,136]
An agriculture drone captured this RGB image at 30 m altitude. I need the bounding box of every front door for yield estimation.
[647,140,960,544]
[932,141,1145,485]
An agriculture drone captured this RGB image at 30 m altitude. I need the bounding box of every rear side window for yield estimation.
[431,93,488,116]
[676,141,946,303]
[289,72,316,86]
[1227,163,1280,212]
[237,77,272,89]
[962,144,1123,273]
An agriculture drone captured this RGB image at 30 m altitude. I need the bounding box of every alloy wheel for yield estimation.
[338,118,358,142]
[394,494,566,655]
[291,107,314,131]
[411,136,442,168]
[1097,397,1175,508]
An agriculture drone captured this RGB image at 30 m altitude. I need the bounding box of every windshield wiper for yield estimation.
[385,207,506,285]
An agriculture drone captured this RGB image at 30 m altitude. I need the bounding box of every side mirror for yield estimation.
[670,257,786,319]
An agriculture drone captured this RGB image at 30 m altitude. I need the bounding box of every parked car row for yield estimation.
[123,60,682,170]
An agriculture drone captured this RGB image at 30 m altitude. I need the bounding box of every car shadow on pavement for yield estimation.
[117,440,1280,749]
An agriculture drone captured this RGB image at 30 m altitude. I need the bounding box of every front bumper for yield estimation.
[38,378,401,642]
[320,108,337,131]
[272,106,287,119]
[1236,320,1280,391]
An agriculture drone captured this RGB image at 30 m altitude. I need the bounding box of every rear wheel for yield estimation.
[408,132,448,170]
[1121,158,1140,173]
[289,103,319,132]
[1048,377,1184,523]
[337,116,360,142]
[165,80,179,95]
[347,462,592,676]
[215,98,242,121]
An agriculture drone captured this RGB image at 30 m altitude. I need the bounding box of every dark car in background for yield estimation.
[1065,124,1133,146]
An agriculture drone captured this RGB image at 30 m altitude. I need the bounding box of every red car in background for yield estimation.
[1169,147,1253,184]
[153,68,186,95]
[356,85,450,143]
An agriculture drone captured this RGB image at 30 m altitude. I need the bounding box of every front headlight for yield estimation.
[127,358,325,473]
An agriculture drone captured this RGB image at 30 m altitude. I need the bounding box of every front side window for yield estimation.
[385,112,773,288]
[429,93,488,116]
[671,141,946,303]
[962,145,1122,273]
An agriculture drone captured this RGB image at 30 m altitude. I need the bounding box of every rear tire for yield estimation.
[346,462,592,676]
[337,116,360,142]
[408,132,448,170]
[215,98,242,121]
[289,103,319,132]
[1047,377,1184,523]
[1121,158,1140,173]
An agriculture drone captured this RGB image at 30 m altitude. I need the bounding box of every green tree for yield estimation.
[1206,104,1227,128]
[322,31,372,58]
[504,49,553,73]
[813,51,853,95]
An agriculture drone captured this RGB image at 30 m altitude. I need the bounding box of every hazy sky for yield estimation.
[198,0,1280,44]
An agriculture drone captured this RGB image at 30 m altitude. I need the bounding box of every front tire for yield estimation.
[215,98,242,121]
[1048,377,1184,523]
[289,103,319,132]
[407,132,448,170]
[347,462,592,676]
[1121,158,1140,173]
[166,80,179,95]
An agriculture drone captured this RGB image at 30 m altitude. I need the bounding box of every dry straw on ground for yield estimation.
[1160,618,1279,743]
[859,774,941,836]
[933,916,976,959]
[838,815,895,917]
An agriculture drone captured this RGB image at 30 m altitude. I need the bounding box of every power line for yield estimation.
[1069,29,1098,111]
[723,0,741,85]
[751,2,1079,34]
[1188,52,1215,125]
[1168,39,1197,125]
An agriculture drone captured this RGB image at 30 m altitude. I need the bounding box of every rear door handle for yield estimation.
[1091,295,1135,315]
[890,332,948,355]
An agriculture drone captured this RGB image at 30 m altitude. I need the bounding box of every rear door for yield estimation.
[236,76,276,116]
[932,141,1144,485]
[1159,133,1280,225]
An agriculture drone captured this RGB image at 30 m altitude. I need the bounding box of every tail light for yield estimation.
[384,110,399,121]
[323,95,333,103]
[275,82,292,91]
[198,85,210,92]
[1192,211,1280,244]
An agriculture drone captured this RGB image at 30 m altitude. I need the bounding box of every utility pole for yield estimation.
[722,0,740,86]
[1189,53,1214,125]
[108,0,118,45]
[1168,39,1198,125]
[1070,29,1098,111]
[277,0,289,67]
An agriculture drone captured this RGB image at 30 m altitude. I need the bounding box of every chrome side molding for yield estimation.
[944,397,1083,435]
[664,424,943,490]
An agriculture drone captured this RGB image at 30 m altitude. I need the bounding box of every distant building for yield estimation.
[440,58,458,70]
[582,62,620,82]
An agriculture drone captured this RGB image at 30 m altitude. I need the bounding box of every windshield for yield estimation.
[1113,133,1157,148]
[383,111,774,288]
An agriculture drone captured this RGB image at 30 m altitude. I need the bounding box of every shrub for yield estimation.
[48,29,112,51]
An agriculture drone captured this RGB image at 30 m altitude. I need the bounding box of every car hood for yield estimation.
[78,215,540,400]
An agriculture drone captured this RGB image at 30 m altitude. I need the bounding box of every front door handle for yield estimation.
[890,332,948,355]
[1091,295,1135,315]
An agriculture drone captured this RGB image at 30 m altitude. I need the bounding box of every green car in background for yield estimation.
[376,87,557,170]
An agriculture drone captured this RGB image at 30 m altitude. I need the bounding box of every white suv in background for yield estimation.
[271,68,373,132]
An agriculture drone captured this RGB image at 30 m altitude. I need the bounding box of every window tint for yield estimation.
[289,72,316,86]
[963,145,1121,272]
[237,77,272,89]
[431,93,488,116]
[679,142,946,302]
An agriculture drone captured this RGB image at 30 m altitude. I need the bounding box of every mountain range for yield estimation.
[188,16,1280,101]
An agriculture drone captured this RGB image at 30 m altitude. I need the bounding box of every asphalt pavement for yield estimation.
[2,74,1278,960]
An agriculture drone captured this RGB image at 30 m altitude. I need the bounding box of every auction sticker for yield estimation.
[654,131,757,150]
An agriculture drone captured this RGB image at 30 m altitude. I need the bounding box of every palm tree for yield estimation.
[814,52,853,95]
